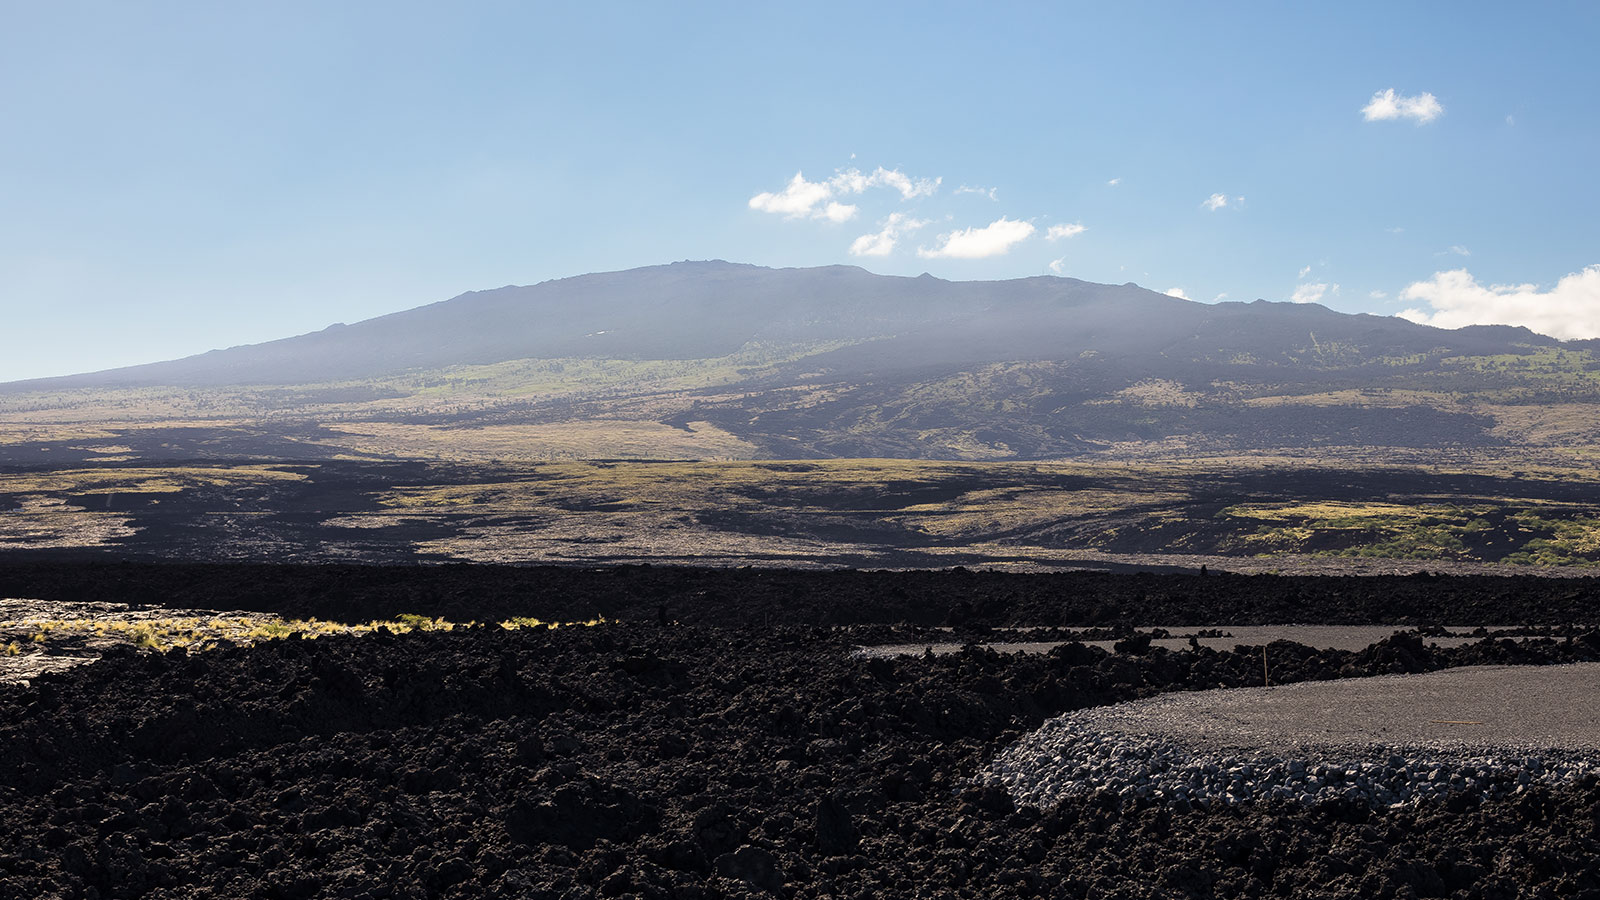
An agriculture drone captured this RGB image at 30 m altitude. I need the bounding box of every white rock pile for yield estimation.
[984,710,1600,811]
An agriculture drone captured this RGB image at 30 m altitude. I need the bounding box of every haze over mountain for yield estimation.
[6,261,1575,390]
[4,261,1599,463]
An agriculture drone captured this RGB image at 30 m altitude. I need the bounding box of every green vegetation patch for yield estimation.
[1219,501,1493,560]
[1218,500,1600,566]
[1500,515,1600,567]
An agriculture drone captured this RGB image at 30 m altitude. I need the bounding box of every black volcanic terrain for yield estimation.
[5,565,1600,899]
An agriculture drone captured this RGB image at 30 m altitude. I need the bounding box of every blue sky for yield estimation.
[4,1,1598,382]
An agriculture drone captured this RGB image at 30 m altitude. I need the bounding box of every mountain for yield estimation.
[3,260,1568,389]
[4,260,1599,463]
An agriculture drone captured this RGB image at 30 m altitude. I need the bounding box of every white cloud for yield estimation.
[1396,266,1600,340]
[955,184,998,200]
[1046,223,1087,241]
[917,217,1036,259]
[856,167,941,199]
[1048,257,1066,275]
[1361,88,1444,124]
[828,169,873,194]
[1370,289,1388,300]
[1107,177,1121,186]
[1213,293,1229,302]
[1298,265,1312,279]
[821,202,857,223]
[748,172,833,218]
[1448,245,1471,257]
[1201,193,1244,211]
[1506,114,1516,127]
[848,212,927,257]
[1291,282,1336,304]
[1164,287,1190,300]
[1386,226,1405,234]
[749,166,939,221]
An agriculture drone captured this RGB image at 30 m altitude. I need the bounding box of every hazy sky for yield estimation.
[4,1,1598,382]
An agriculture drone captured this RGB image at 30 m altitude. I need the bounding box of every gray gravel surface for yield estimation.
[857,625,1493,657]
[984,663,1600,811]
[1093,662,1600,752]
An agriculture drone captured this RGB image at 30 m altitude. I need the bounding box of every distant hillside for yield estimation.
[4,261,1600,463]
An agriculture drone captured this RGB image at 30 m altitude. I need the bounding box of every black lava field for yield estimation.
[4,564,1600,899]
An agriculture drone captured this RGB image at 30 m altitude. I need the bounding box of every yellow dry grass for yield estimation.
[1484,404,1600,445]
[1091,379,1205,409]
[1220,501,1455,522]
[0,497,139,549]
[1240,389,1466,409]
[323,421,762,461]
[0,465,308,495]
[2,612,610,655]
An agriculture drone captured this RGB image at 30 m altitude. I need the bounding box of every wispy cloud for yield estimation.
[1291,282,1338,304]
[848,212,928,257]
[954,184,998,200]
[1107,177,1121,187]
[1370,289,1388,300]
[1448,245,1471,257]
[833,166,940,200]
[1298,265,1312,279]
[1164,287,1190,300]
[1048,257,1066,275]
[1397,267,1600,340]
[749,166,940,221]
[1361,88,1444,124]
[1203,193,1244,211]
[1046,223,1086,241]
[1386,226,1406,234]
[917,217,1036,259]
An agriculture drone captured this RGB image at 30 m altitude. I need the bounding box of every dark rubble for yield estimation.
[4,562,1600,628]
[3,585,1600,899]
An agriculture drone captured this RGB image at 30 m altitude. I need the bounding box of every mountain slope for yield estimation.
[3,261,1599,463]
[5,260,1558,390]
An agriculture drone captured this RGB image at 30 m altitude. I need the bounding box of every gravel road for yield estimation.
[1085,662,1600,753]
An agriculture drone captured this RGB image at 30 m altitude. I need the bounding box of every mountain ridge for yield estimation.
[3,260,1560,391]
[3,261,1599,464]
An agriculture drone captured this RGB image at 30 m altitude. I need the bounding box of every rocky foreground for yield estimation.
[2,566,1600,898]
